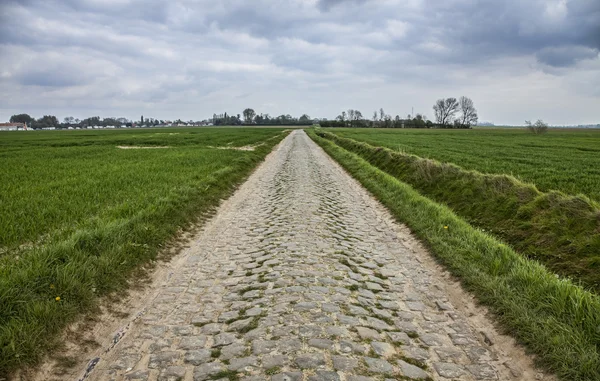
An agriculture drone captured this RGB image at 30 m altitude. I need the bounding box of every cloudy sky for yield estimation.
[1,0,599,125]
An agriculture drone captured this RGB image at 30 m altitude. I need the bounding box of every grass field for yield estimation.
[308,129,600,381]
[327,128,600,201]
[0,127,289,374]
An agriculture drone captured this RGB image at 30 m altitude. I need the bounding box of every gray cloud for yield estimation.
[317,0,368,11]
[0,0,598,125]
[536,45,599,67]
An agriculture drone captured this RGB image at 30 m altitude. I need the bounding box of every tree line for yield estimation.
[320,96,478,128]
[8,98,478,130]
[212,109,313,126]
[9,114,143,129]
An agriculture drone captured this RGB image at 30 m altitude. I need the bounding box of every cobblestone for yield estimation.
[87,131,535,381]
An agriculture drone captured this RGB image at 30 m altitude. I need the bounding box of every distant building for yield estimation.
[0,122,27,131]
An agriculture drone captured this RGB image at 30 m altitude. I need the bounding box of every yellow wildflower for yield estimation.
[55,296,61,301]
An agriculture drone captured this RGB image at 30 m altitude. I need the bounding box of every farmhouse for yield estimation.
[0,122,27,131]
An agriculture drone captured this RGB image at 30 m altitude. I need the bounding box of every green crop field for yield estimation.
[326,128,600,201]
[0,127,288,373]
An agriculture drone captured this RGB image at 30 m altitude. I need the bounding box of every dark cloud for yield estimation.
[16,68,88,87]
[536,45,599,67]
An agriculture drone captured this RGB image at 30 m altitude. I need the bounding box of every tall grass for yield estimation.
[0,127,289,376]
[307,129,600,381]
[328,127,600,202]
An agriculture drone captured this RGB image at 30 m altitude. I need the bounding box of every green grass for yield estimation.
[0,127,289,375]
[307,129,600,381]
[327,128,600,201]
[316,130,600,292]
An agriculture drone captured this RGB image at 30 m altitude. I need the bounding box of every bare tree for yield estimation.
[379,108,385,122]
[525,119,548,134]
[243,108,256,124]
[433,98,459,126]
[347,109,355,127]
[458,96,478,127]
[354,110,363,127]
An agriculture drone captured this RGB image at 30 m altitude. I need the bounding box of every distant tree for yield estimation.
[81,116,102,127]
[243,108,256,124]
[63,116,75,125]
[433,98,459,126]
[379,108,385,122]
[458,96,478,127]
[103,117,119,126]
[354,110,363,125]
[299,114,311,123]
[525,119,548,134]
[383,114,392,128]
[413,114,426,128]
[34,115,59,128]
[10,114,34,125]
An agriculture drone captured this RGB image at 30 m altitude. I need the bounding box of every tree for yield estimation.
[354,110,363,119]
[35,115,59,128]
[383,114,392,128]
[81,116,101,127]
[458,96,478,127]
[379,108,385,122]
[433,98,459,126]
[413,114,426,128]
[10,114,34,125]
[525,119,548,134]
[243,108,256,124]
[299,114,311,124]
[347,109,355,126]
[63,116,75,125]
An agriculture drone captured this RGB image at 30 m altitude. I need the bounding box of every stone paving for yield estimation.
[88,130,529,381]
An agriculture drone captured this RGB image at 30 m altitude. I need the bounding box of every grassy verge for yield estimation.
[0,128,289,376]
[307,129,600,381]
[327,127,600,201]
[315,130,600,292]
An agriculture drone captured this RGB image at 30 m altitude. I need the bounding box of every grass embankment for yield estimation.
[316,130,600,292]
[330,127,600,201]
[0,127,289,375]
[307,129,600,381]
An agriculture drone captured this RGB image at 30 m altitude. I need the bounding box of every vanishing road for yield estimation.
[85,130,540,381]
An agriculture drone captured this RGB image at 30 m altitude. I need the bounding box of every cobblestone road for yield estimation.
[88,130,536,381]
